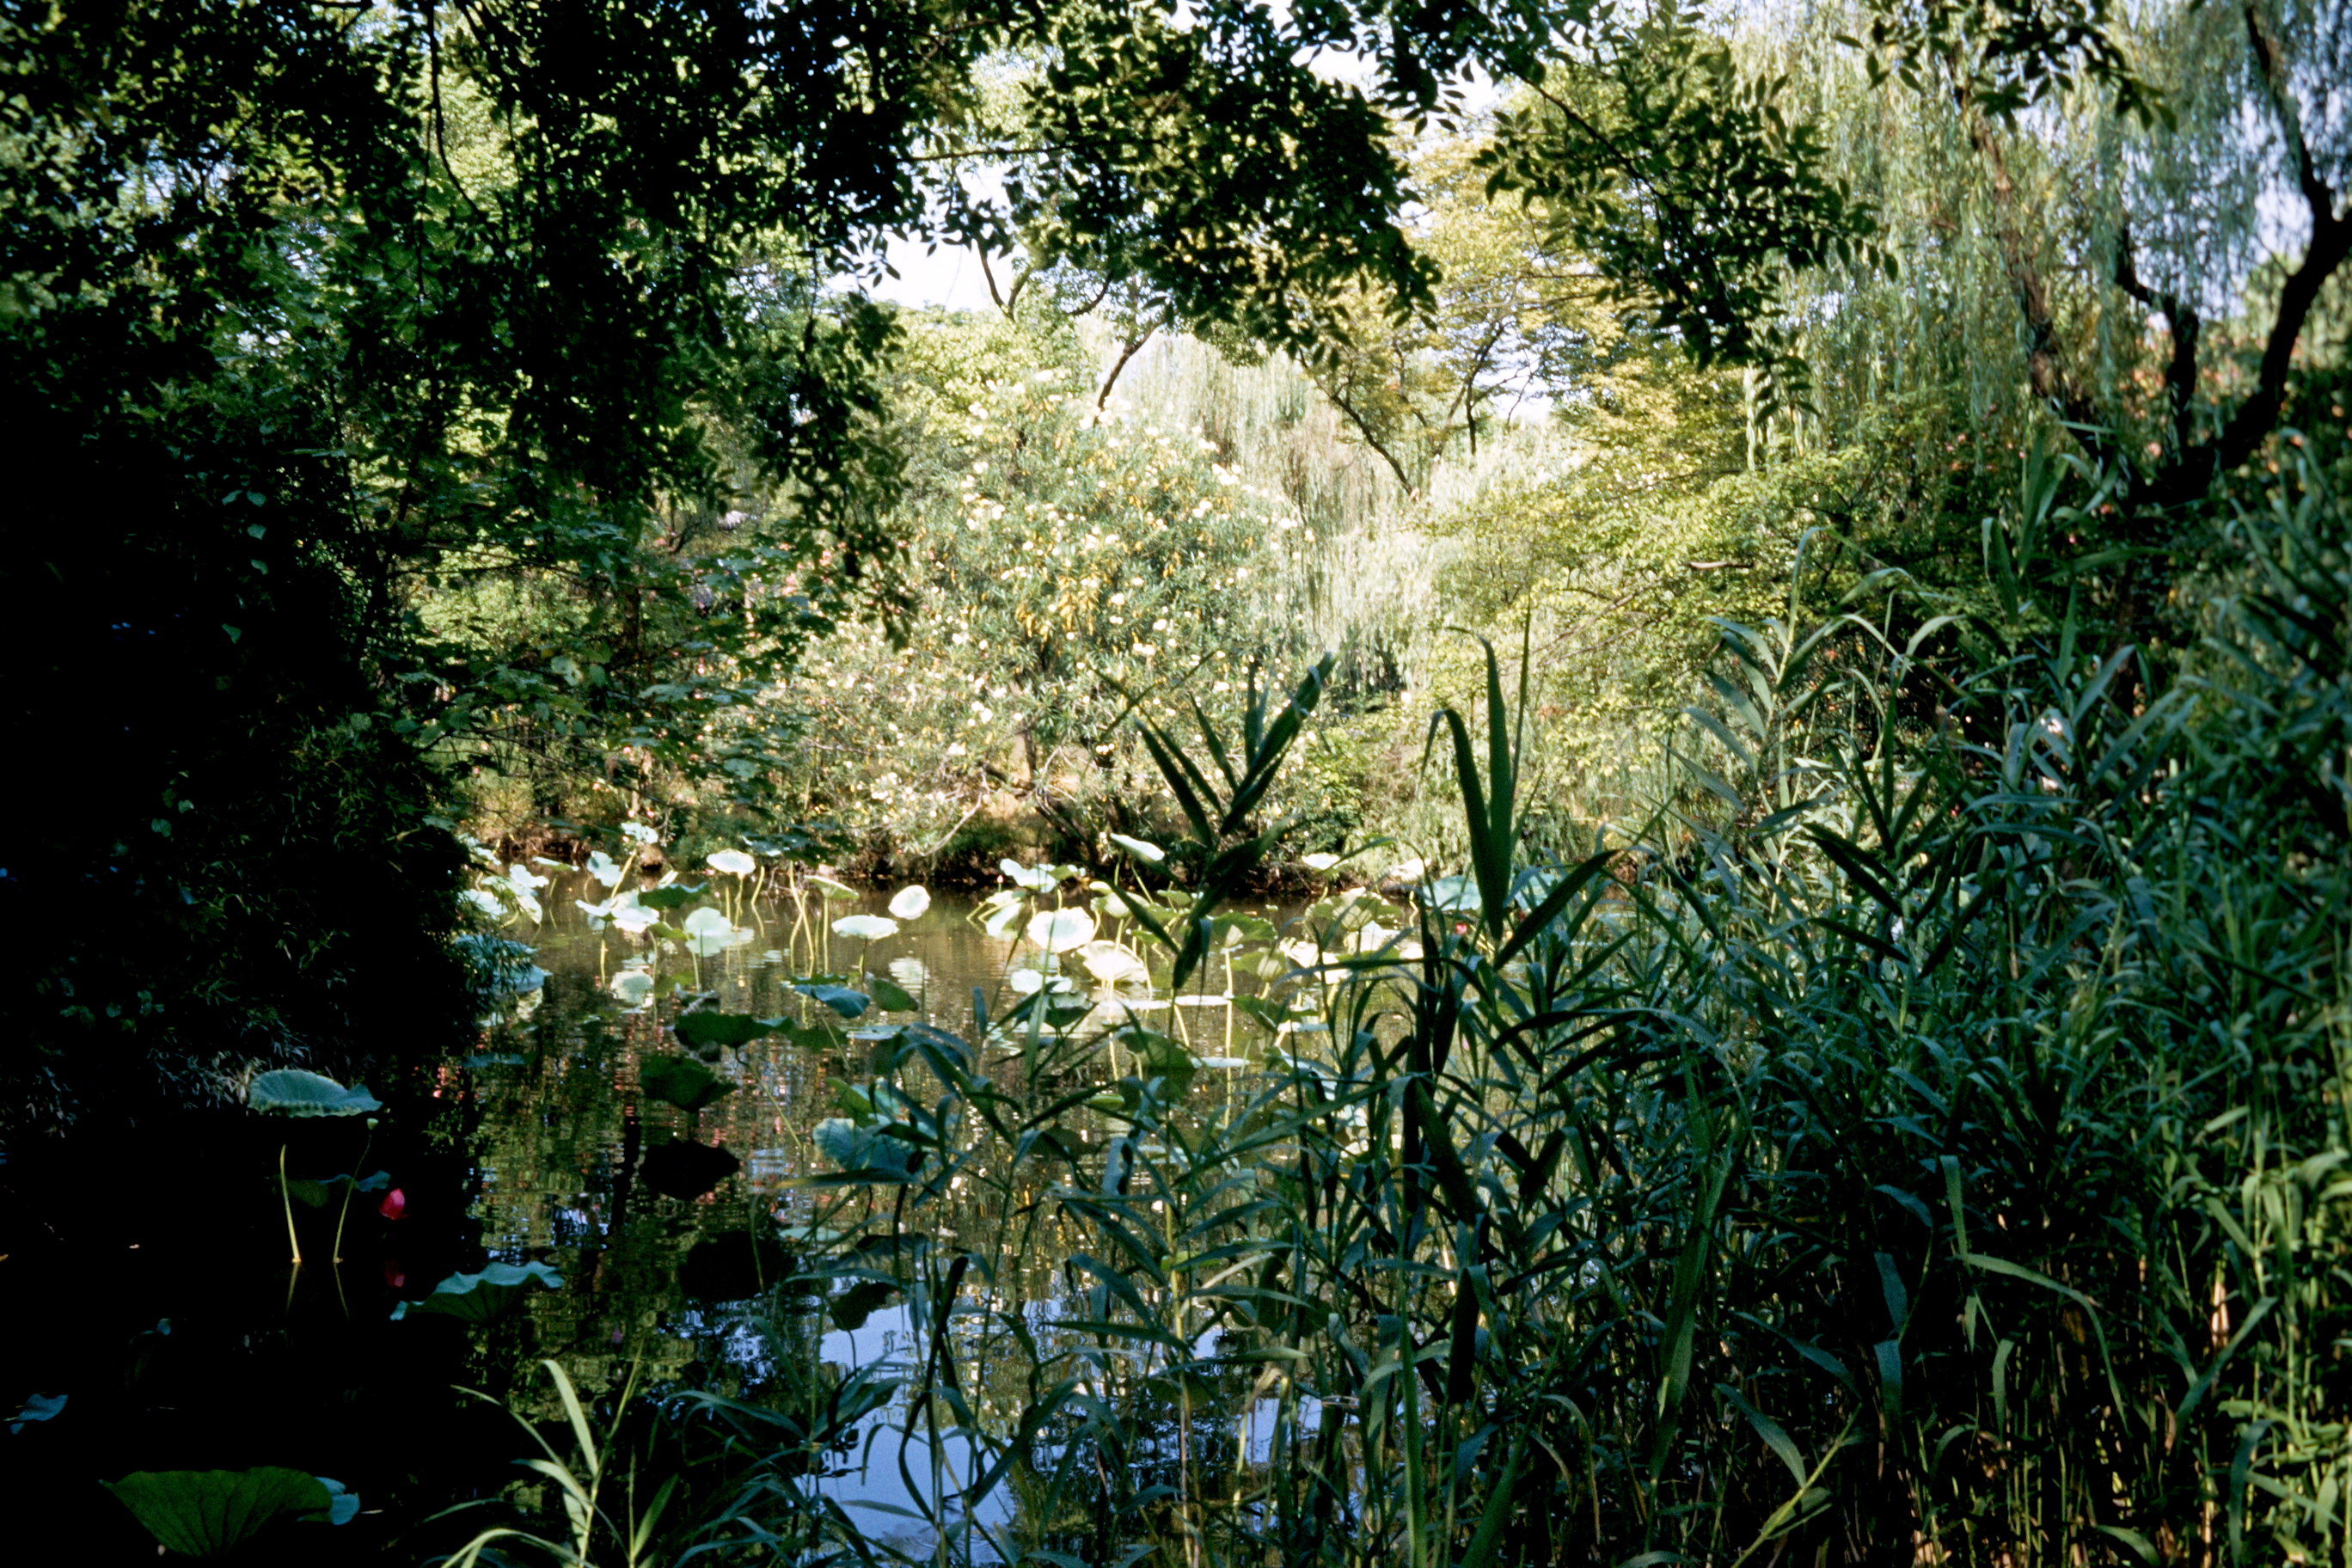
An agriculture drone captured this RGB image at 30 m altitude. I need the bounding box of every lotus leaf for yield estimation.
[314,1478,360,1527]
[673,1011,771,1051]
[813,1117,921,1182]
[283,1170,391,1209]
[640,1056,736,1113]
[795,983,871,1018]
[1419,873,1480,913]
[1026,907,1097,952]
[390,1260,564,1322]
[248,1069,381,1118]
[634,883,707,911]
[101,1467,343,1555]
[828,1278,899,1331]
[866,976,919,1012]
[9,1392,64,1434]
[1129,1029,1198,1102]
[831,913,897,940]
[886,885,931,921]
[769,1017,846,1050]
[707,848,756,876]
[640,1139,742,1199]
[1108,832,1166,863]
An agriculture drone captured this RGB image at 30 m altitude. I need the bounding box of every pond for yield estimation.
[467,871,1314,1558]
[7,863,1405,1565]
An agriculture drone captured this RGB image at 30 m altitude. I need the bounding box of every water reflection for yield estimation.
[459,873,1309,1553]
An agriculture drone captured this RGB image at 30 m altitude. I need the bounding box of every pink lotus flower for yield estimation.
[378,1188,408,1221]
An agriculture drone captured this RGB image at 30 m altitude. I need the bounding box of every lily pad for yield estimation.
[248,1069,381,1118]
[795,983,871,1019]
[313,1477,360,1527]
[640,1140,741,1199]
[674,1011,772,1050]
[9,1392,64,1434]
[866,976,919,1013]
[390,1260,565,1323]
[282,1170,392,1210]
[829,1278,900,1331]
[812,1118,922,1182]
[101,1467,339,1555]
[634,883,707,912]
[768,1017,845,1050]
[1419,873,1482,914]
[640,1056,736,1113]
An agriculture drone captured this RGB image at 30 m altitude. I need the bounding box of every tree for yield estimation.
[0,0,1495,1115]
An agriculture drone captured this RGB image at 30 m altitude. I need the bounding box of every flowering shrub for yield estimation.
[774,371,1323,866]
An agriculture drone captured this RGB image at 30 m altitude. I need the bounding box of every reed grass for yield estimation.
[451,458,2349,1566]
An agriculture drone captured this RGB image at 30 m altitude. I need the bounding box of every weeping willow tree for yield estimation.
[1742,0,2351,631]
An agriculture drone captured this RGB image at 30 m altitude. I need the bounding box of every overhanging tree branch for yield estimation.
[2135,3,2352,511]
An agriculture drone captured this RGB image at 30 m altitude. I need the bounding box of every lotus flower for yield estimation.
[887,885,931,922]
[1026,907,1097,952]
[378,1188,407,1222]
[832,914,898,940]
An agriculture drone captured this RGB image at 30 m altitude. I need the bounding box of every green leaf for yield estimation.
[634,883,707,911]
[102,1468,330,1556]
[812,1118,922,1182]
[639,1056,737,1113]
[672,1011,772,1050]
[282,1170,392,1209]
[829,1279,899,1331]
[390,1261,564,1323]
[867,976,920,1012]
[248,1070,380,1118]
[796,983,871,1018]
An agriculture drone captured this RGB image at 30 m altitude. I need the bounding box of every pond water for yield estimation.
[3,866,1378,1565]
[462,871,1314,1557]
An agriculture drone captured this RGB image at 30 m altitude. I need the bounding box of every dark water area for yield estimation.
[3,874,1309,1563]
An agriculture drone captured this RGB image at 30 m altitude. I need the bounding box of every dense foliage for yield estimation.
[7,0,2349,1560]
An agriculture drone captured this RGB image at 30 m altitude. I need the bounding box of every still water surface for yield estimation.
[467,872,1303,1552]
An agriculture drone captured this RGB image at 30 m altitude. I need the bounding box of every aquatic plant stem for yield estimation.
[331,1124,373,1265]
[279,1143,303,1267]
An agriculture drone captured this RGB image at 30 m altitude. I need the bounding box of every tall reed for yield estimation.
[456,459,2349,1567]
